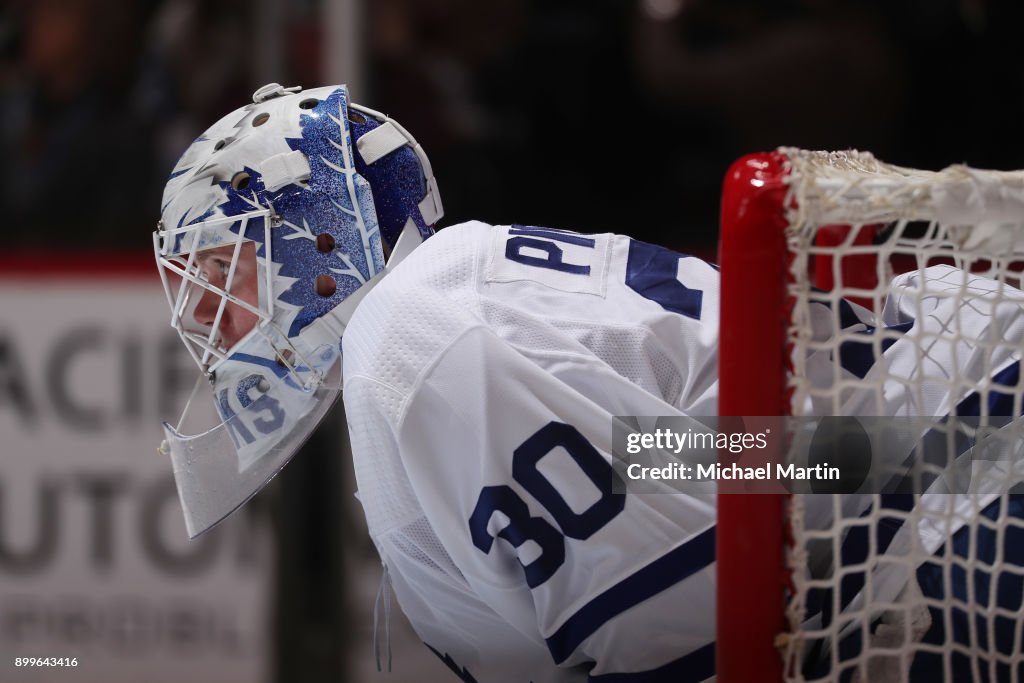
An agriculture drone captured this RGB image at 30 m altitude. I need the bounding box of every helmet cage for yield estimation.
[155,210,276,374]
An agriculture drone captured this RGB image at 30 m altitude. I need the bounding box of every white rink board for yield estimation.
[0,269,271,683]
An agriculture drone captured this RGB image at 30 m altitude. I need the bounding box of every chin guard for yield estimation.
[161,344,343,538]
[160,222,423,538]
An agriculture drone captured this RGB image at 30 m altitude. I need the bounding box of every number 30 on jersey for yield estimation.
[468,422,625,588]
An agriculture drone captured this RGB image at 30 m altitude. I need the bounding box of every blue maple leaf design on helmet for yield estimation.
[217,88,385,339]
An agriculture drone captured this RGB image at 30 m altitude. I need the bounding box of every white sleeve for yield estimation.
[345,374,586,683]
[353,324,718,682]
[379,519,587,683]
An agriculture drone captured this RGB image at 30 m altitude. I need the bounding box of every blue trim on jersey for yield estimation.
[424,644,480,683]
[624,239,706,320]
[802,356,1024,680]
[820,352,1023,617]
[808,293,869,331]
[545,526,715,665]
[808,496,1024,682]
[587,643,714,683]
[835,297,865,330]
[838,322,913,379]
[800,495,910,631]
[801,361,1024,678]
[806,295,915,379]
[912,495,1024,682]
[955,361,1021,418]
[808,360,1024,607]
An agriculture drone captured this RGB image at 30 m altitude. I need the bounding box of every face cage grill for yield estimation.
[153,210,276,375]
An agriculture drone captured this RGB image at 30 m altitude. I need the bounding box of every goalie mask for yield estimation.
[154,83,443,538]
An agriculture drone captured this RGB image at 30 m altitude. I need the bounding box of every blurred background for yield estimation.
[0,0,1021,681]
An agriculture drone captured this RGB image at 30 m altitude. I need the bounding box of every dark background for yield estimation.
[3,0,1022,253]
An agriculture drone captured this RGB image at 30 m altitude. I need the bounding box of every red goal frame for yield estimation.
[716,151,792,683]
[714,147,1024,683]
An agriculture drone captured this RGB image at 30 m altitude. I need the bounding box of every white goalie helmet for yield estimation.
[154,83,442,538]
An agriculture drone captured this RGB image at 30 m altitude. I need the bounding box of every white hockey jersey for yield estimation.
[343,221,722,682]
[341,220,1024,683]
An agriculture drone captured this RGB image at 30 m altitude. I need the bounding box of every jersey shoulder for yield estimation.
[342,221,494,395]
[345,221,721,414]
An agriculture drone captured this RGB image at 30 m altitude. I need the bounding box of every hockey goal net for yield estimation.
[717,148,1024,683]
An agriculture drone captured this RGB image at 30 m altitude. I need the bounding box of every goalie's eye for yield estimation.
[212,258,231,282]
[196,255,232,283]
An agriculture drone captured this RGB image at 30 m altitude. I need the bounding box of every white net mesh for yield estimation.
[778,148,1024,682]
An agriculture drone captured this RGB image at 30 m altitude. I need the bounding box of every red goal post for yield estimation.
[718,150,790,683]
[716,148,1024,682]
